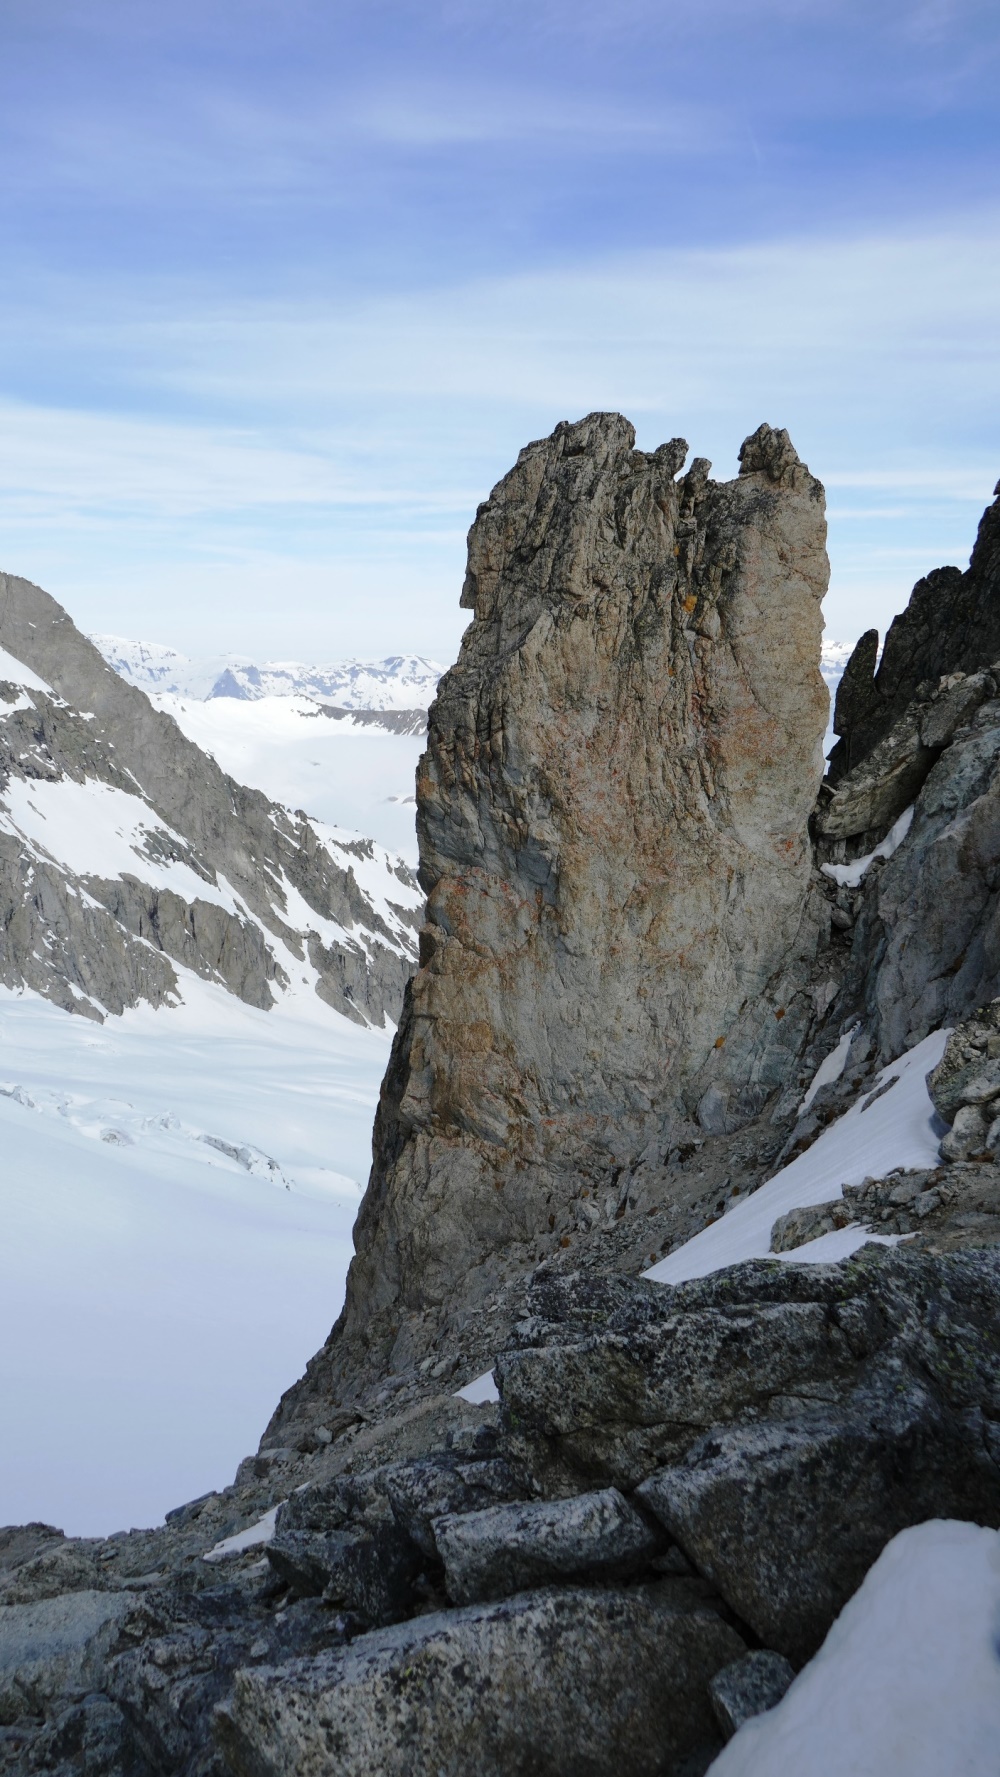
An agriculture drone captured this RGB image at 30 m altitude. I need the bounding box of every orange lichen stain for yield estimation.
[714,1035,726,1049]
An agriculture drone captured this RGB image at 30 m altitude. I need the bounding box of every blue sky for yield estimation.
[0,0,997,662]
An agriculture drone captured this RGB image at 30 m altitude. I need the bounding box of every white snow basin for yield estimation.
[0,974,392,1537]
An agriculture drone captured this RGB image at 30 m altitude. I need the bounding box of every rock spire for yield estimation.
[305,412,829,1388]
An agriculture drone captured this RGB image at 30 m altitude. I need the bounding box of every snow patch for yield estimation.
[708,1520,1000,1777]
[821,805,915,889]
[800,1024,857,1114]
[644,1029,948,1286]
[455,1369,500,1405]
[203,1505,280,1563]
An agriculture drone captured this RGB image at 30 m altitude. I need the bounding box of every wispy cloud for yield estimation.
[0,206,996,656]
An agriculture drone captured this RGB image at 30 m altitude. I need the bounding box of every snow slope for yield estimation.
[644,1031,948,1286]
[458,1028,950,1407]
[709,1520,1000,1777]
[91,634,444,709]
[0,975,391,1536]
[151,691,425,864]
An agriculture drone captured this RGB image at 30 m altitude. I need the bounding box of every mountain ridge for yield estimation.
[91,635,445,710]
[1,575,420,1027]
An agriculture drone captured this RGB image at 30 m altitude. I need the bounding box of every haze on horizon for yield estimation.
[0,0,997,665]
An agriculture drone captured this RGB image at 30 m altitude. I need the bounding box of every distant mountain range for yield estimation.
[91,635,445,710]
[93,632,853,711]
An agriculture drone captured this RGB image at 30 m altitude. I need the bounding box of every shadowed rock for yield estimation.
[827,481,1000,782]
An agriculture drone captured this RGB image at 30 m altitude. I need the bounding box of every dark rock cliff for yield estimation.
[827,480,1000,780]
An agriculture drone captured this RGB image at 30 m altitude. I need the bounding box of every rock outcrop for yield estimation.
[5,1244,998,1777]
[296,413,829,1390]
[827,479,1000,781]
[0,574,419,1025]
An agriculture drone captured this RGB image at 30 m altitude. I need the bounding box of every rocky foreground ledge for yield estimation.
[2,1240,999,1777]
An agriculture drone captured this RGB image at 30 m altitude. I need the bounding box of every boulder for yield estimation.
[266,1527,419,1625]
[433,1488,664,1605]
[267,1474,421,1624]
[496,1264,870,1490]
[216,1582,745,1777]
[841,1165,1000,1255]
[380,1456,527,1558]
[708,1650,795,1740]
[0,1590,148,1724]
[928,999,1000,1122]
[769,1199,854,1252]
[486,1248,1000,1661]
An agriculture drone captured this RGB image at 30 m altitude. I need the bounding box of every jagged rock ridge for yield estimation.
[814,479,1000,1057]
[828,477,1000,780]
[0,574,420,1025]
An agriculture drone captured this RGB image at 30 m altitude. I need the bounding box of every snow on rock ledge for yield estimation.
[709,1520,1000,1777]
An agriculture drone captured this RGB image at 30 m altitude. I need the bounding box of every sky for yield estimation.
[0,0,997,664]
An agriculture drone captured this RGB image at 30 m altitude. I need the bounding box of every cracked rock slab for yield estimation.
[215,1582,745,1777]
[433,1487,665,1605]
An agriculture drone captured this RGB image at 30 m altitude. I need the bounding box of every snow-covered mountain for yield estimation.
[96,630,849,711]
[2,574,422,1033]
[820,636,853,694]
[92,633,444,710]
[2,573,425,1531]
[149,691,426,863]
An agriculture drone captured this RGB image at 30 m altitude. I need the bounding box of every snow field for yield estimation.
[154,692,426,862]
[0,977,392,1536]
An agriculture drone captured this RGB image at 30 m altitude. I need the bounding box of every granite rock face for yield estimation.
[0,573,419,1025]
[304,413,828,1386]
[217,1583,745,1777]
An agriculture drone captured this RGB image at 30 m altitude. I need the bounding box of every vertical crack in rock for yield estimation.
[278,412,830,1402]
